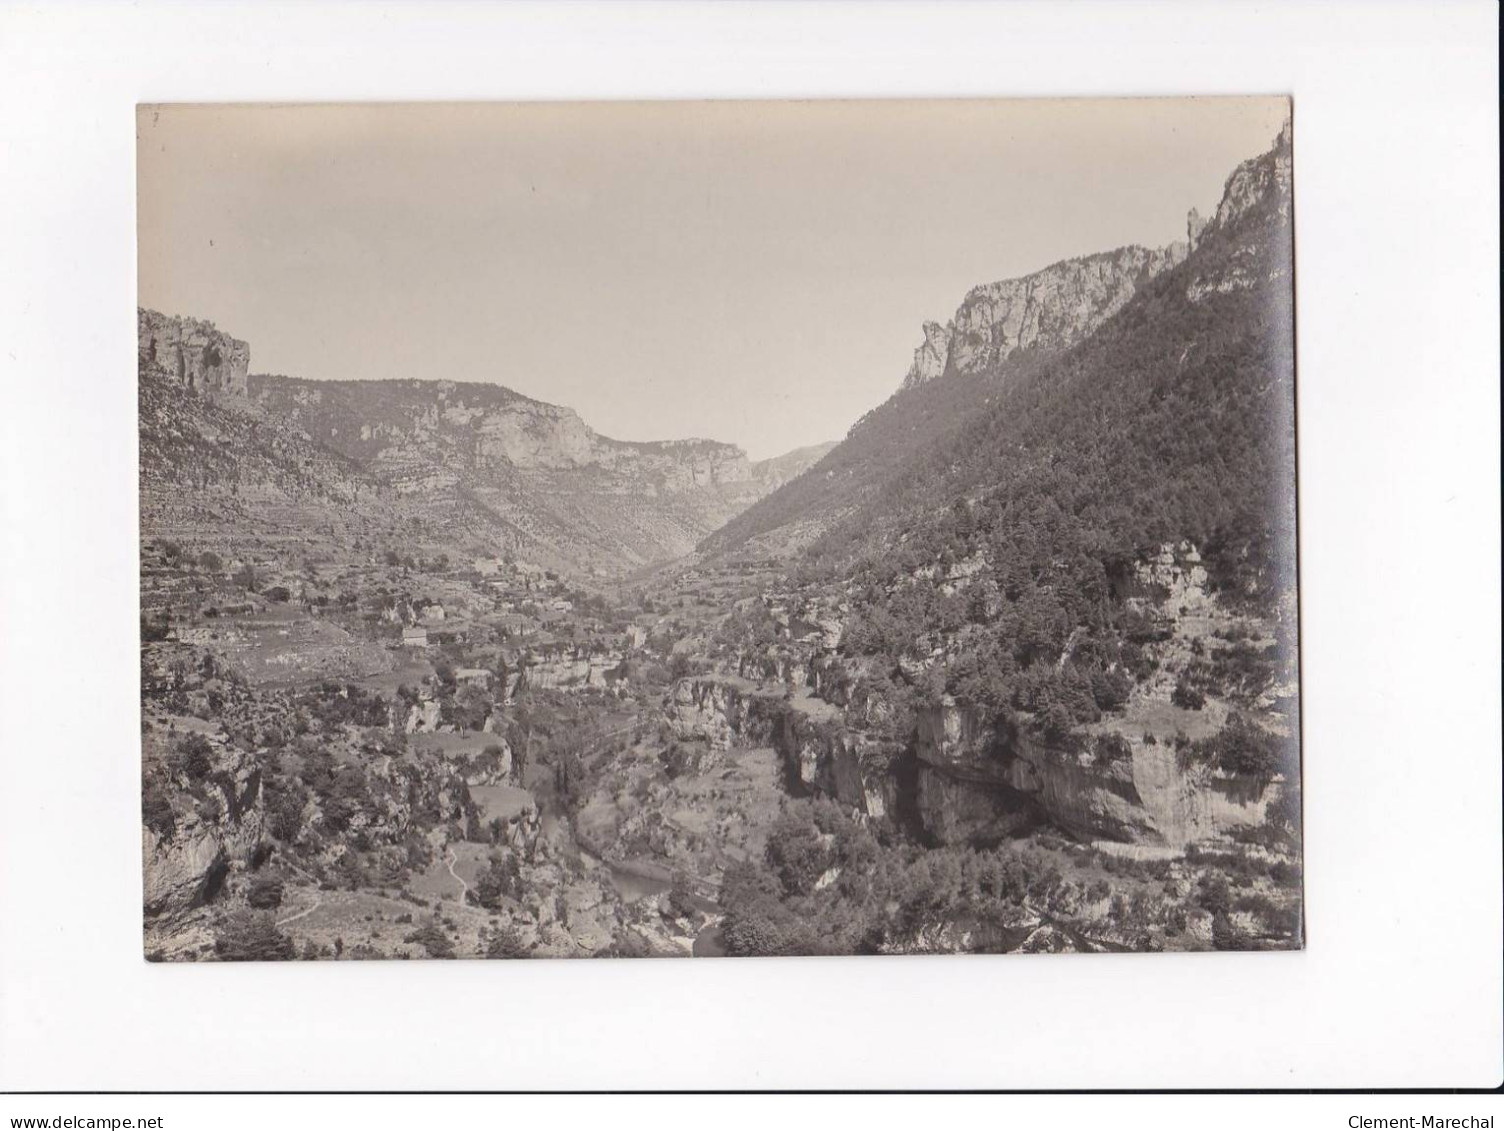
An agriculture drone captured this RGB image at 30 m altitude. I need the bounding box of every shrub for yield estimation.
[1268,859,1302,886]
[142,781,176,839]
[1197,874,1232,916]
[1186,713,1287,778]
[1171,675,1206,710]
[172,733,215,781]
[1210,913,1245,951]
[213,910,295,961]
[403,919,456,959]
[1095,732,1133,765]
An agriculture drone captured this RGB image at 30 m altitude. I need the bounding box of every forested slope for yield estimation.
[813,122,1297,737]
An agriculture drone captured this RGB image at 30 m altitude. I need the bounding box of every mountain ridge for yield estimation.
[701,240,1195,559]
[138,312,834,576]
[700,122,1292,563]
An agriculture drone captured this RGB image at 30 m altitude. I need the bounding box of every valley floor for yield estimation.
[141,531,1301,961]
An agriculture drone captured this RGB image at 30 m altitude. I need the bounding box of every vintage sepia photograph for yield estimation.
[137,97,1301,962]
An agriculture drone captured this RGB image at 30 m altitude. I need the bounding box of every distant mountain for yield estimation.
[702,240,1191,558]
[137,316,831,575]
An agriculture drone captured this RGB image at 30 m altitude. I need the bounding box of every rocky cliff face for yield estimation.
[663,676,895,817]
[912,692,1284,849]
[897,122,1293,392]
[901,243,1187,391]
[138,308,250,397]
[1208,119,1293,235]
[1184,120,1294,305]
[142,742,265,921]
[708,231,1195,557]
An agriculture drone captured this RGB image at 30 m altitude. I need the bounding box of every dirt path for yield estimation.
[276,896,321,928]
[445,846,470,905]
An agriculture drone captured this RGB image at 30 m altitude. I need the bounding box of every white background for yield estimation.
[0,0,1498,1093]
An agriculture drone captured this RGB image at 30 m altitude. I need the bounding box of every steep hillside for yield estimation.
[808,119,1297,768]
[819,121,1296,588]
[138,314,382,546]
[138,315,832,577]
[679,123,1301,953]
[702,242,1189,557]
[246,373,832,574]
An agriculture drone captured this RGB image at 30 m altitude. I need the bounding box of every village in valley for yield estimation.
[139,109,1303,963]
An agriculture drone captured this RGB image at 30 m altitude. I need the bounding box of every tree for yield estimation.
[266,783,306,843]
[1040,702,1075,745]
[764,814,829,897]
[722,910,785,957]
[473,852,522,910]
[1206,713,1285,777]
[1090,667,1133,711]
[171,733,214,781]
[483,924,529,959]
[142,780,176,839]
[1094,732,1133,765]
[247,873,285,910]
[553,748,589,815]
[667,872,697,920]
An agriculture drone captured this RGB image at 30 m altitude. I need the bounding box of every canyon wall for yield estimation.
[900,242,1187,391]
[913,697,1282,848]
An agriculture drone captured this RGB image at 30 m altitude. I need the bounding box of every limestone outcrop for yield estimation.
[142,744,264,920]
[912,696,1283,848]
[138,308,250,397]
[664,677,756,749]
[1185,120,1293,304]
[900,243,1186,390]
[662,676,894,817]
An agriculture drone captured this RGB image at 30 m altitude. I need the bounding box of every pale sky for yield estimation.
[137,98,1289,459]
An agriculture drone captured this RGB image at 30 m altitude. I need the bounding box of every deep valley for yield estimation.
[140,121,1301,961]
